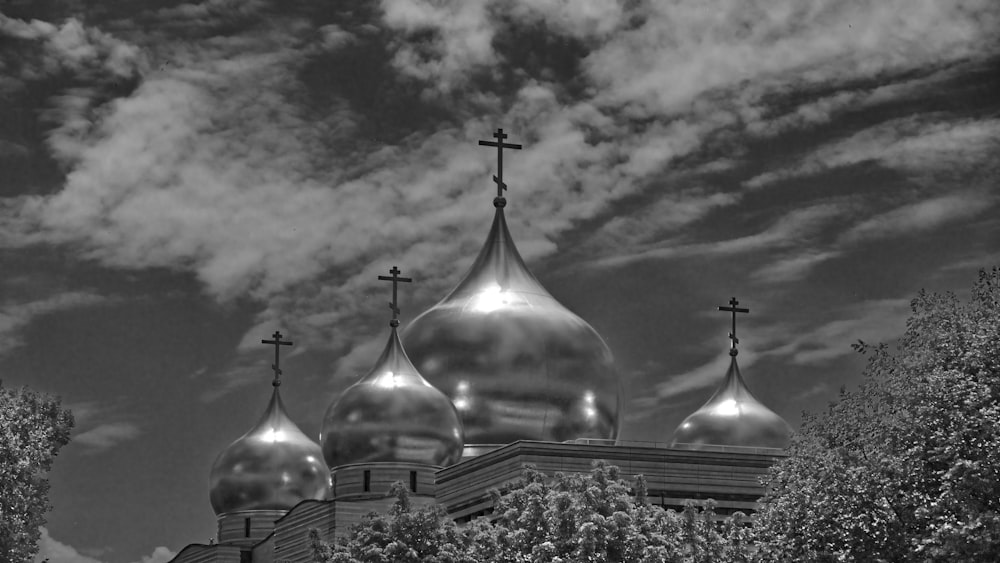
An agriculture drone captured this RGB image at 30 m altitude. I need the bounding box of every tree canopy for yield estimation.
[755,267,1000,562]
[312,462,752,563]
[0,381,74,562]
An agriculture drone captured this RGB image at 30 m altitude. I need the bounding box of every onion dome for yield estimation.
[671,298,791,449]
[401,130,620,449]
[209,372,331,515]
[320,268,464,468]
[670,355,791,449]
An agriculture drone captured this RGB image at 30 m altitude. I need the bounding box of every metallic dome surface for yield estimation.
[209,388,331,515]
[321,326,464,468]
[670,356,791,449]
[402,207,620,449]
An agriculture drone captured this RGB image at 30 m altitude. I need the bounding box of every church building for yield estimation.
[169,130,791,563]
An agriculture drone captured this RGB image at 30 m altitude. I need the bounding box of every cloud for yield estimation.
[752,250,843,283]
[34,528,175,563]
[587,202,847,269]
[72,422,142,452]
[839,193,992,244]
[132,546,176,563]
[761,298,912,365]
[0,14,144,86]
[2,0,997,397]
[34,527,103,563]
[746,117,1000,188]
[652,353,754,403]
[0,291,109,356]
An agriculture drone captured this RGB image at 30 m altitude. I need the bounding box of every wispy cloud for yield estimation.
[587,202,847,270]
[746,117,1000,189]
[752,250,843,283]
[651,353,752,403]
[34,527,174,563]
[72,421,142,453]
[839,193,992,244]
[0,291,109,356]
[64,400,142,453]
[760,298,912,365]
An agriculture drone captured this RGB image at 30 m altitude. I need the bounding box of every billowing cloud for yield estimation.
[33,527,103,563]
[34,527,175,563]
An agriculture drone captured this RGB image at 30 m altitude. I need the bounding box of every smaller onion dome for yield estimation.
[670,355,792,449]
[321,324,464,468]
[209,387,331,516]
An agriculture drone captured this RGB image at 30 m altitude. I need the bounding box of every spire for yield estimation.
[718,297,749,356]
[261,331,292,386]
[478,128,522,208]
[378,266,412,327]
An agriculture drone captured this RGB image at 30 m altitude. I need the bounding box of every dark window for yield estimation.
[410,470,417,492]
[363,470,371,492]
[244,517,251,537]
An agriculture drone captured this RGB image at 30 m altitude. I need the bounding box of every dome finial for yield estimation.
[261,331,293,386]
[478,127,522,208]
[718,297,749,356]
[378,266,412,327]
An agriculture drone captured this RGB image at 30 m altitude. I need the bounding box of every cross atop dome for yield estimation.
[378,266,412,327]
[261,331,293,386]
[718,297,749,356]
[478,128,522,208]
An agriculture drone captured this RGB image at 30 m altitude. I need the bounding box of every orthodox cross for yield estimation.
[261,331,293,386]
[378,266,412,327]
[718,297,749,356]
[478,128,522,207]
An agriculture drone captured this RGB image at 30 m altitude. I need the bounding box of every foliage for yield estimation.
[312,462,751,563]
[755,268,1000,562]
[0,381,74,563]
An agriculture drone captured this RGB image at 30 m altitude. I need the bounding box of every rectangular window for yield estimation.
[363,470,371,492]
[244,517,251,538]
[409,470,417,492]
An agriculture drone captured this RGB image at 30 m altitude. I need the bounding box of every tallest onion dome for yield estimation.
[401,129,620,451]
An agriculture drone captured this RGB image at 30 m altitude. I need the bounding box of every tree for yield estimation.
[755,268,1000,562]
[310,482,474,563]
[0,381,74,562]
[313,462,752,563]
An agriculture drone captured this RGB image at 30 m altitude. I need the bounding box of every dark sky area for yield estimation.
[1,1,998,562]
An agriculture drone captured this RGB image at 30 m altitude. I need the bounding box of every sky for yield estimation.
[0,0,998,561]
